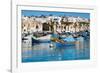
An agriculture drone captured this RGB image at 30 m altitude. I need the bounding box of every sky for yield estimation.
[22,10,90,19]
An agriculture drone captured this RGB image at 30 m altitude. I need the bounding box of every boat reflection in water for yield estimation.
[22,33,90,62]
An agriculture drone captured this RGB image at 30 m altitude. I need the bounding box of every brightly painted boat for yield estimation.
[51,35,76,48]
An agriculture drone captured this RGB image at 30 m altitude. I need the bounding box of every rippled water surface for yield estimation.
[22,38,90,62]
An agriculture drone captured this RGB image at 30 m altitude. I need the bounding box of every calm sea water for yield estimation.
[22,38,90,62]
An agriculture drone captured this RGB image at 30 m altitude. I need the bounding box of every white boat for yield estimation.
[32,35,51,43]
[36,35,51,40]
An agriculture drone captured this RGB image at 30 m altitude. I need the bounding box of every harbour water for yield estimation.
[22,37,90,62]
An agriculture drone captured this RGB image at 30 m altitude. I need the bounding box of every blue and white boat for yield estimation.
[51,35,76,48]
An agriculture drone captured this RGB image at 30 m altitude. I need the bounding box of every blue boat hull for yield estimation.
[52,42,75,49]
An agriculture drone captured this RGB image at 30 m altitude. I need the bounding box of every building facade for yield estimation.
[22,16,90,34]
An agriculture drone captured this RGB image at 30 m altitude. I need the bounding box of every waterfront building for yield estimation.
[22,16,90,34]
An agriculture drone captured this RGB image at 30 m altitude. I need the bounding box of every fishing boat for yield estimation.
[32,34,51,44]
[22,35,32,42]
[51,35,76,48]
[78,31,90,40]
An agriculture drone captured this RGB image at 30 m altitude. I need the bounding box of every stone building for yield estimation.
[21,16,90,34]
